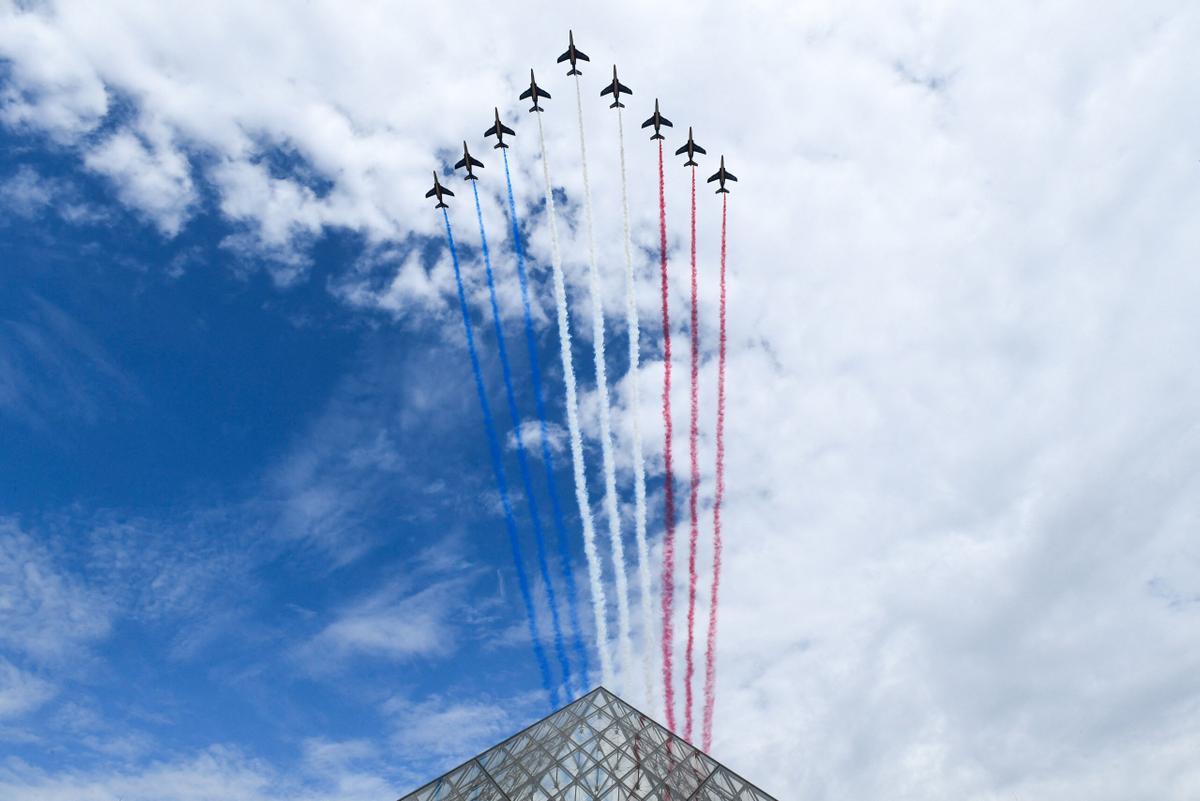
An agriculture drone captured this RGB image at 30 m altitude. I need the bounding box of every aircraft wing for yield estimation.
[641,116,654,128]
[442,186,454,197]
[454,156,467,169]
[469,155,484,168]
[519,87,533,100]
[725,171,738,182]
[576,50,589,62]
[600,84,614,97]
[483,123,498,138]
[694,143,707,155]
[618,81,632,94]
[425,187,437,198]
[659,115,672,128]
[556,51,570,63]
[675,143,689,156]
[500,122,516,136]
[707,172,720,183]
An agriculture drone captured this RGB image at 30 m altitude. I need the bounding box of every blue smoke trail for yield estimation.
[471,182,573,700]
[501,150,591,695]
[441,207,557,710]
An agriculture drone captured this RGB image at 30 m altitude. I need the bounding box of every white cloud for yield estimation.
[0,520,112,664]
[0,744,401,801]
[0,165,55,216]
[506,418,567,458]
[383,693,517,764]
[0,7,108,138]
[0,658,55,720]
[302,579,468,665]
[83,125,194,235]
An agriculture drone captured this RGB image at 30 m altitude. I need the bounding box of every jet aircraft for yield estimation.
[641,99,673,140]
[425,171,454,208]
[707,156,738,193]
[557,30,590,75]
[600,65,632,108]
[675,127,707,166]
[483,107,516,149]
[519,69,551,112]
[454,141,484,180]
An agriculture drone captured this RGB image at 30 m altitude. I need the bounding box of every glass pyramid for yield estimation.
[396,686,779,801]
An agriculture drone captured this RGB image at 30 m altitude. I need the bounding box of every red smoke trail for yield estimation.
[702,194,728,751]
[684,165,700,741]
[657,140,678,732]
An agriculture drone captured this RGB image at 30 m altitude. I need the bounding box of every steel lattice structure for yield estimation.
[396,687,778,801]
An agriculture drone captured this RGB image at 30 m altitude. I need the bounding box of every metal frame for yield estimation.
[396,687,780,801]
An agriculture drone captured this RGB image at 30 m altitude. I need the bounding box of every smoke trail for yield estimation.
[574,74,635,689]
[684,165,700,741]
[702,193,728,751]
[616,107,655,710]
[536,111,612,688]
[498,151,589,697]
[656,139,678,732]
[472,181,573,700]
[441,207,557,710]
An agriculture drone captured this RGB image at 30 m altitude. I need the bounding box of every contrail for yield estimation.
[684,164,700,741]
[472,181,572,700]
[498,150,589,697]
[441,207,557,710]
[656,138,678,732]
[702,193,728,751]
[616,106,655,709]
[536,110,612,688]
[574,73,635,690]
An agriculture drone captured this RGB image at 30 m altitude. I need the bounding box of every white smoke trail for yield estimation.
[617,106,655,710]
[536,111,613,688]
[574,74,635,689]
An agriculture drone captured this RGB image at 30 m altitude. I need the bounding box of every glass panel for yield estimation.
[396,688,777,801]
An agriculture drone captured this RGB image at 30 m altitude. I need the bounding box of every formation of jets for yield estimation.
[427,30,737,206]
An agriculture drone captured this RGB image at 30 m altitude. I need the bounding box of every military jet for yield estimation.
[707,156,738,194]
[425,171,454,208]
[641,99,673,140]
[454,141,484,180]
[600,66,632,108]
[675,127,707,166]
[483,107,516,149]
[557,30,590,75]
[519,69,551,112]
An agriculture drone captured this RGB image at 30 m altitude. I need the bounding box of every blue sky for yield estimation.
[1,124,594,790]
[3,2,1200,800]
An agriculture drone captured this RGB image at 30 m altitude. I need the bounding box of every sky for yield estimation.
[2,1,1199,799]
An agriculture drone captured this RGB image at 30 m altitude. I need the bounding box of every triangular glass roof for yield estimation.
[396,687,779,801]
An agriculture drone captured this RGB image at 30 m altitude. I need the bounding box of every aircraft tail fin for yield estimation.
[651,132,664,140]
[568,67,582,76]
[684,158,698,167]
